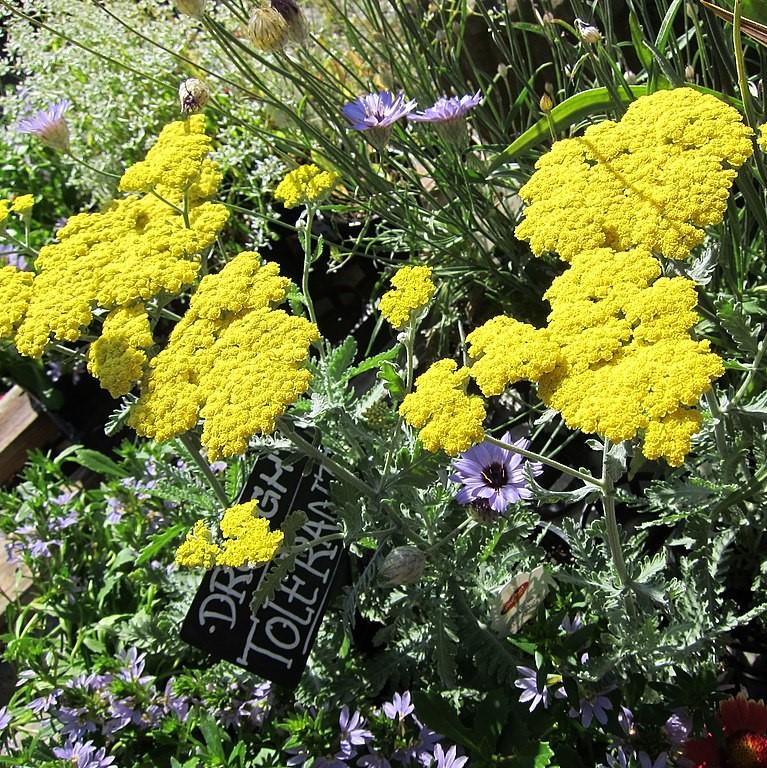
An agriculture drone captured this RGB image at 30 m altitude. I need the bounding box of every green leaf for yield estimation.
[656,0,685,52]
[327,336,357,380]
[198,712,226,761]
[490,86,651,169]
[411,690,482,754]
[378,361,405,402]
[699,0,767,29]
[65,448,128,478]
[629,10,654,71]
[508,741,555,768]
[135,523,186,566]
[344,345,400,380]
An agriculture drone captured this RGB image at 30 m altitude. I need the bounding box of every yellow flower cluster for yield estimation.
[129,252,319,460]
[175,500,284,569]
[86,304,154,398]
[0,266,34,337]
[399,359,486,454]
[0,195,34,224]
[273,163,339,208]
[379,265,436,329]
[0,116,228,363]
[467,247,724,465]
[515,88,753,261]
[119,115,222,204]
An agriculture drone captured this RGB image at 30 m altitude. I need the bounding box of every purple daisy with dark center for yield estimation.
[342,91,416,152]
[449,431,542,520]
[17,99,71,152]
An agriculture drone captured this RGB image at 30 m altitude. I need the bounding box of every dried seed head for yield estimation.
[175,0,206,17]
[539,92,554,114]
[575,18,602,44]
[379,546,426,586]
[247,0,307,52]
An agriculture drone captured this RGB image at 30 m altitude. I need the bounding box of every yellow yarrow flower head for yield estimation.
[129,252,319,459]
[468,247,724,466]
[379,265,436,329]
[175,501,284,569]
[399,358,486,455]
[0,201,9,225]
[86,303,153,398]
[516,88,753,262]
[11,195,34,216]
[0,266,34,338]
[273,164,339,208]
[1,117,227,360]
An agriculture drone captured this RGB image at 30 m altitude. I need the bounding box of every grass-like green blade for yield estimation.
[489,86,650,171]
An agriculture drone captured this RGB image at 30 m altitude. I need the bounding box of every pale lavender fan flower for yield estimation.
[514,666,565,712]
[560,614,583,634]
[358,754,392,768]
[285,746,310,766]
[342,91,416,152]
[408,91,481,123]
[450,432,543,518]
[637,752,667,768]
[618,705,634,735]
[0,706,10,730]
[569,694,612,728]
[17,99,71,152]
[663,709,692,745]
[432,744,469,768]
[383,691,415,721]
[337,706,373,759]
[52,739,116,768]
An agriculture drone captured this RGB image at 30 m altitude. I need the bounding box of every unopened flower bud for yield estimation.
[575,18,602,44]
[496,62,509,78]
[380,546,426,586]
[624,68,637,85]
[175,0,206,17]
[179,78,209,115]
[685,64,695,82]
[247,0,307,52]
[542,11,555,24]
[539,92,554,114]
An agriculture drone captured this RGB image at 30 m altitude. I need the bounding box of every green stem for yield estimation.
[151,190,184,217]
[65,152,121,180]
[178,432,229,509]
[278,420,376,498]
[425,518,476,555]
[301,205,319,329]
[733,332,767,404]
[600,440,631,587]
[705,388,728,462]
[484,434,604,489]
[733,0,757,129]
[404,324,416,394]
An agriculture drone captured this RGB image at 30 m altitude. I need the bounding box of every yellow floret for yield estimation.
[467,316,560,396]
[175,520,221,569]
[175,501,284,569]
[216,501,284,568]
[0,266,34,337]
[86,304,153,397]
[273,163,339,208]
[379,265,436,329]
[0,201,9,224]
[516,88,753,261]
[400,358,485,455]
[11,195,34,215]
[129,253,319,457]
[641,408,702,467]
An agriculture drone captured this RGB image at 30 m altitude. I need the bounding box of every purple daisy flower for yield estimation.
[432,744,469,768]
[342,91,416,152]
[569,694,612,728]
[52,740,116,768]
[337,705,373,759]
[449,432,542,519]
[17,99,71,152]
[382,691,415,721]
[514,666,565,712]
[409,91,481,123]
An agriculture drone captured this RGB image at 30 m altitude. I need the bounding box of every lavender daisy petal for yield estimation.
[17,99,71,152]
[408,91,482,123]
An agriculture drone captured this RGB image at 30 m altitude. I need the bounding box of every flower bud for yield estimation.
[247,0,307,52]
[539,92,554,114]
[685,64,695,82]
[179,78,209,115]
[379,546,426,586]
[624,68,637,85]
[575,18,602,44]
[175,0,206,17]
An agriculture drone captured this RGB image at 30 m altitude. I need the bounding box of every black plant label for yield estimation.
[180,448,343,688]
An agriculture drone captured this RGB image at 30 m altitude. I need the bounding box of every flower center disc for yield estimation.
[482,462,508,489]
[728,732,767,768]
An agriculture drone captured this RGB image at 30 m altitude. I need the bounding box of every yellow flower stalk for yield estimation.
[399,359,485,455]
[515,88,753,262]
[379,265,436,329]
[274,163,339,208]
[175,501,284,569]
